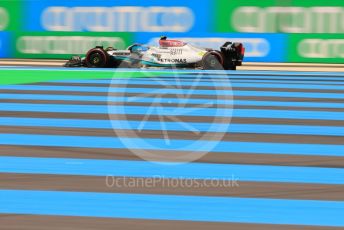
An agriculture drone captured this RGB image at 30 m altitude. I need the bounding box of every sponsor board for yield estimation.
[14,32,133,59]
[24,0,210,33]
[0,0,22,31]
[0,7,9,31]
[0,32,11,57]
[288,34,344,63]
[215,0,344,33]
[136,33,287,62]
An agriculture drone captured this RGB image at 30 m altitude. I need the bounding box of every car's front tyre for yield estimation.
[85,47,110,68]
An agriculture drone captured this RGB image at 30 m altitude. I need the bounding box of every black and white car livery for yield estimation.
[64,37,245,70]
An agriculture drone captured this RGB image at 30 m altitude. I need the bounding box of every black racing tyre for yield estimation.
[85,48,110,68]
[202,51,224,70]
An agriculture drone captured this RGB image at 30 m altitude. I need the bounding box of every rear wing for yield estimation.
[220,42,245,69]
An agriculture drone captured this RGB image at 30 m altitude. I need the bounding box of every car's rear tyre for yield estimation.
[85,48,110,68]
[202,51,223,70]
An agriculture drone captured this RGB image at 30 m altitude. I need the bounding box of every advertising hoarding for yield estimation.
[0,0,22,31]
[14,32,133,59]
[215,0,344,34]
[288,34,344,63]
[23,0,211,33]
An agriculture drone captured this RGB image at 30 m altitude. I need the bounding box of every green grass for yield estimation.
[0,69,177,85]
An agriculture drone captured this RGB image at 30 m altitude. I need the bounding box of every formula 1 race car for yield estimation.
[64,36,245,70]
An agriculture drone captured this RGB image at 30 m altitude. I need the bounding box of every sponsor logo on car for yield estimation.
[113,52,131,56]
[170,48,183,56]
[158,58,187,63]
[197,51,207,57]
[151,53,162,59]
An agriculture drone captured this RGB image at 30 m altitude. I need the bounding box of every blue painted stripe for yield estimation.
[0,93,114,102]
[0,134,343,157]
[1,93,344,109]
[234,100,344,109]
[52,79,344,90]
[231,79,344,85]
[1,117,344,136]
[55,77,344,84]
[0,84,233,94]
[0,189,344,226]
[55,78,344,85]
[233,91,344,99]
[1,85,343,99]
[213,83,343,90]
[1,157,344,184]
[0,103,343,120]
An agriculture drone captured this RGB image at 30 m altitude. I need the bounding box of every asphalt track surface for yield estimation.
[0,64,344,230]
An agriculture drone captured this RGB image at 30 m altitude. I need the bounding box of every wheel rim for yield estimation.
[210,58,217,67]
[90,53,103,66]
[93,56,100,64]
[205,54,221,69]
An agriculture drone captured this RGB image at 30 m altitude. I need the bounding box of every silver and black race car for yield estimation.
[64,36,245,70]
